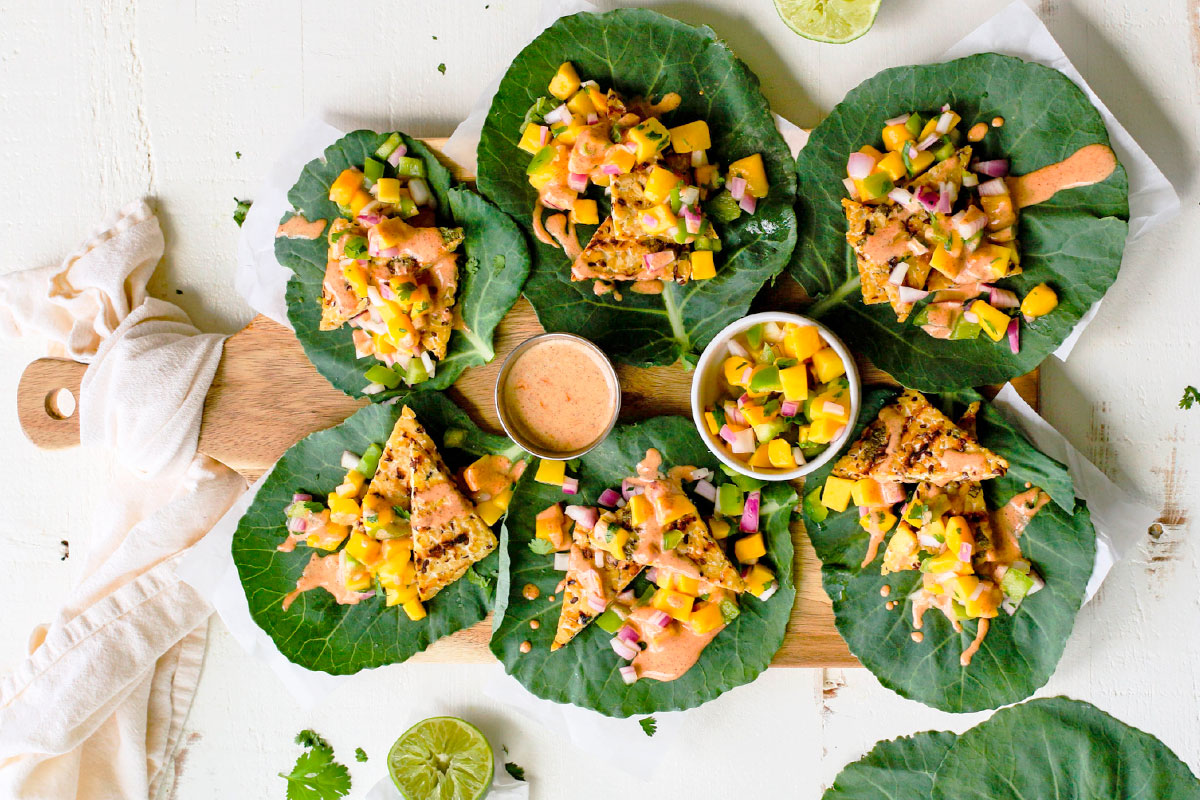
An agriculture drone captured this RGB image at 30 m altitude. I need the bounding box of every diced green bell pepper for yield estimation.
[1001,568,1035,602]
[364,364,401,389]
[405,359,429,386]
[802,488,827,523]
[394,156,427,179]
[356,442,383,478]
[933,137,955,161]
[860,171,894,201]
[749,365,781,393]
[374,133,404,161]
[904,113,924,139]
[662,530,683,550]
[949,315,982,340]
[594,608,623,634]
[719,598,741,624]
[715,483,745,517]
[363,157,385,184]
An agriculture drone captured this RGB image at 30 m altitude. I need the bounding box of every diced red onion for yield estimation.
[719,424,738,445]
[421,351,436,379]
[287,516,307,533]
[918,533,941,549]
[858,506,869,518]
[1013,559,1031,573]
[978,178,1007,196]
[843,177,859,200]
[908,239,929,256]
[738,194,757,214]
[379,282,396,302]
[694,479,717,502]
[780,400,800,417]
[935,183,954,214]
[970,580,987,601]
[543,104,569,125]
[292,493,312,503]
[539,127,550,146]
[377,245,400,259]
[758,582,778,601]
[610,636,638,661]
[962,172,979,187]
[729,176,748,201]
[680,186,700,207]
[621,478,643,500]
[691,468,713,481]
[846,152,875,179]
[618,589,636,604]
[1007,316,1021,354]
[387,145,407,167]
[727,339,749,359]
[972,159,1010,178]
[888,187,915,208]
[619,664,639,684]
[647,609,671,629]
[898,286,929,304]
[724,404,746,427]
[730,429,755,455]
[586,113,599,125]
[643,250,675,270]
[987,286,1020,309]
[341,451,361,470]
[598,488,621,507]
[953,211,988,240]
[1028,573,1045,595]
[941,103,952,112]
[601,163,621,175]
[915,185,940,211]
[562,476,579,495]
[594,551,605,569]
[617,625,640,645]
[362,383,386,395]
[685,213,702,235]
[646,567,658,584]
[958,543,974,562]
[888,262,909,286]
[567,172,588,192]
[554,552,571,571]
[885,113,911,126]
[792,446,807,466]
[935,111,955,135]
[916,133,940,151]
[740,367,754,385]
[564,505,599,530]
[409,178,432,206]
[823,401,845,416]
[691,149,707,167]
[740,490,761,533]
[963,310,979,324]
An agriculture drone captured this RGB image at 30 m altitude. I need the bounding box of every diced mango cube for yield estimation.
[811,347,846,384]
[345,531,382,568]
[749,443,773,469]
[668,120,711,153]
[783,324,823,362]
[929,243,963,279]
[980,194,1016,230]
[728,153,769,198]
[651,588,694,621]
[744,563,775,596]
[629,118,671,163]
[924,551,973,576]
[535,504,567,549]
[690,249,716,280]
[694,164,719,187]
[644,166,681,204]
[402,598,427,621]
[1021,283,1058,318]
[969,300,1012,342]
[734,533,767,563]
[779,365,808,402]
[724,356,752,386]
[945,515,974,555]
[906,148,935,176]
[882,523,920,574]
[877,151,907,181]
[349,189,373,217]
[566,90,595,117]
[341,261,369,299]
[518,124,548,154]
[329,168,364,207]
[628,494,653,527]
[858,509,897,535]
[882,123,915,152]
[653,493,696,526]
[328,495,360,524]
[688,601,725,633]
[741,403,777,427]
[534,459,566,486]
[603,145,636,175]
[808,418,845,444]
[709,517,732,540]
[669,573,701,596]
[640,204,677,234]
[548,62,581,100]
[821,476,855,512]
[703,411,720,436]
[570,198,599,226]
[375,178,402,205]
[767,438,797,469]
[850,478,885,508]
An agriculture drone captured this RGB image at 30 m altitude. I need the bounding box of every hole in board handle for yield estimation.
[45,388,77,420]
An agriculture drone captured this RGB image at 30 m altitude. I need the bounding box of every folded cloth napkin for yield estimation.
[0,199,246,800]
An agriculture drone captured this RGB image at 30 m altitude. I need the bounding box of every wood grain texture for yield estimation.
[12,136,1036,669]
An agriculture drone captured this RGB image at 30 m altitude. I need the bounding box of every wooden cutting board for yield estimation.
[14,138,1038,668]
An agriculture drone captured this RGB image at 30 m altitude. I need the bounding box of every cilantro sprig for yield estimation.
[1180,385,1199,410]
[281,729,351,800]
[638,716,657,737]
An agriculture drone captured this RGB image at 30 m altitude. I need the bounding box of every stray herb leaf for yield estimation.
[466,566,489,589]
[234,198,252,227]
[504,762,526,781]
[639,716,657,737]
[295,729,330,750]
[528,538,556,555]
[437,63,446,75]
[1180,386,1200,410]
[235,151,242,159]
[280,747,351,800]
[354,747,367,763]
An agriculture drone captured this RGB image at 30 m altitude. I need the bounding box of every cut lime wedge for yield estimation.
[388,717,493,800]
[773,0,882,44]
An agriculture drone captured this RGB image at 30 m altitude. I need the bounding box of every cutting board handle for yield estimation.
[17,358,86,450]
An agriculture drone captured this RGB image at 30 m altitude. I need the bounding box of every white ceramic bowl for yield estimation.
[690,312,861,482]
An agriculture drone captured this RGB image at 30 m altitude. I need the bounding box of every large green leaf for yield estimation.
[802,388,1095,712]
[490,416,796,716]
[476,8,797,367]
[823,730,958,800]
[790,54,1129,391]
[933,697,1200,799]
[276,130,530,401]
[232,393,521,674]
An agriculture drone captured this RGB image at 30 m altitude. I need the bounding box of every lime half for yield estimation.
[773,0,882,44]
[388,717,493,800]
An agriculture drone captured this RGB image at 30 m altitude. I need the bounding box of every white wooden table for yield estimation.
[1,1,1197,796]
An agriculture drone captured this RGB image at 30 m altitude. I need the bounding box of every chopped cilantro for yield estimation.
[233,198,252,227]
[504,762,526,781]
[1180,386,1200,410]
[437,63,446,75]
[235,151,242,159]
[354,748,367,763]
[282,730,350,800]
[295,729,329,750]
[528,538,556,555]
[638,716,657,737]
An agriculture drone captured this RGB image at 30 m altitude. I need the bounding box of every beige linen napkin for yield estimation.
[0,200,246,799]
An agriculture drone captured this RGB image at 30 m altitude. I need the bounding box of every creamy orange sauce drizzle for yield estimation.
[967,122,989,142]
[644,92,682,116]
[276,215,327,239]
[860,514,888,569]
[463,455,520,499]
[531,201,557,247]
[960,618,989,667]
[544,213,582,259]
[1009,143,1117,208]
[862,219,912,264]
[987,488,1050,563]
[411,481,471,530]
[282,553,365,611]
[502,339,614,453]
[627,589,725,682]
[631,280,663,294]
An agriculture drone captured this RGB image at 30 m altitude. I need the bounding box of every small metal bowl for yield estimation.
[494,332,621,460]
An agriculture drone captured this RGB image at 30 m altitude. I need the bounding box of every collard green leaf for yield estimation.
[276,130,530,401]
[823,730,958,800]
[790,54,1129,391]
[801,387,1095,712]
[933,697,1200,799]
[490,416,796,717]
[477,8,797,367]
[232,393,513,674]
